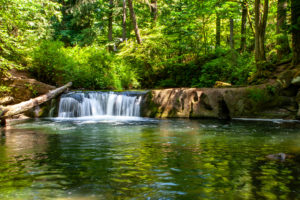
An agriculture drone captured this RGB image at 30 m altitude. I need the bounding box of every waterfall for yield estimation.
[58,91,144,118]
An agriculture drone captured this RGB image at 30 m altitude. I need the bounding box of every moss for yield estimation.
[25,83,38,97]
[247,88,271,103]
[167,108,178,118]
[141,91,160,118]
[277,70,295,88]
[244,86,290,116]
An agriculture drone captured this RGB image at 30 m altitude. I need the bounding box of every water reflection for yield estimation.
[0,119,300,199]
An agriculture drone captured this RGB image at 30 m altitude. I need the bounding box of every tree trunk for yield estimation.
[122,0,127,42]
[128,0,142,44]
[240,0,247,52]
[255,0,269,63]
[230,18,234,49]
[246,2,255,35]
[277,0,290,61]
[151,0,157,22]
[0,118,5,127]
[291,0,300,65]
[0,82,72,124]
[108,0,114,51]
[216,14,221,47]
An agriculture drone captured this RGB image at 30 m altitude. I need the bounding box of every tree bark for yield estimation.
[291,0,300,65]
[122,0,127,42]
[230,18,234,49]
[0,82,72,123]
[216,14,221,47]
[240,0,247,52]
[255,0,269,63]
[108,0,114,51]
[150,0,157,22]
[277,0,290,60]
[128,0,142,44]
[246,2,255,35]
[0,118,5,127]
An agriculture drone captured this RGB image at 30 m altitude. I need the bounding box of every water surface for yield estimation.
[1,118,300,199]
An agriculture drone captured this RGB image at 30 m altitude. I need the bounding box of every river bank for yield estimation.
[2,63,300,121]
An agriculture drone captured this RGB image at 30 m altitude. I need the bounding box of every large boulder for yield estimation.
[141,84,298,119]
[141,88,227,119]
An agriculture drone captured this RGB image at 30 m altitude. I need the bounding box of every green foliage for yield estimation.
[31,41,139,90]
[25,83,38,97]
[118,30,255,89]
[1,0,294,90]
[53,0,102,46]
[0,85,11,94]
[118,27,172,88]
[266,85,277,95]
[0,0,61,77]
[158,79,177,88]
[117,63,140,89]
[247,88,272,103]
[193,49,255,87]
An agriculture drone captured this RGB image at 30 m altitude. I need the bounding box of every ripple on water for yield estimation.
[1,118,300,199]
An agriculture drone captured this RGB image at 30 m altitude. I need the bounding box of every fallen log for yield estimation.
[0,82,72,126]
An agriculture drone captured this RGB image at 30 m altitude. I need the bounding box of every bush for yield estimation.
[118,32,255,89]
[192,49,255,87]
[31,40,70,85]
[118,27,177,88]
[31,40,140,90]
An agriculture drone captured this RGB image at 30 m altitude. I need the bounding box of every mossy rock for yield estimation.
[277,70,295,88]
[141,91,160,118]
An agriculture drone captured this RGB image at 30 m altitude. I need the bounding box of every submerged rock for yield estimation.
[63,93,84,103]
[266,153,293,161]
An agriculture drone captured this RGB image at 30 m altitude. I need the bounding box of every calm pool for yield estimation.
[0,118,300,199]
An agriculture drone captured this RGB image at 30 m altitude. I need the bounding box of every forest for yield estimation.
[0,0,300,91]
[2,1,300,199]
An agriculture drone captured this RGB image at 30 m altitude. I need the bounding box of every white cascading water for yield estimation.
[58,92,143,118]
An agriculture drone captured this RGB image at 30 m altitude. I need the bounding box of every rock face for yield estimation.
[141,83,298,119]
[1,69,57,119]
[0,70,55,104]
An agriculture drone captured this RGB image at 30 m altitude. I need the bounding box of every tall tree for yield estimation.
[230,18,234,49]
[122,0,127,42]
[254,0,269,63]
[128,0,142,44]
[276,0,290,60]
[216,15,221,47]
[291,0,300,65]
[108,0,114,50]
[240,0,247,52]
[150,0,157,22]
